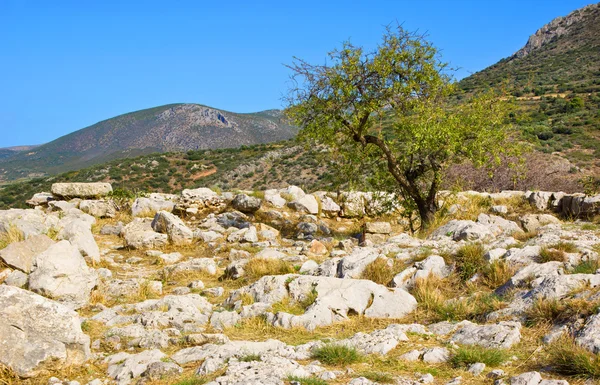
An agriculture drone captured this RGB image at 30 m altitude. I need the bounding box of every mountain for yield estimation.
[0,104,297,182]
[460,2,600,172]
[0,145,40,160]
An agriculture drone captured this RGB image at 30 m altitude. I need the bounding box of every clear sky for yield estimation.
[0,0,594,147]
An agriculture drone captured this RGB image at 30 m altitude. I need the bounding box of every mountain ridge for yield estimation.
[0,103,296,181]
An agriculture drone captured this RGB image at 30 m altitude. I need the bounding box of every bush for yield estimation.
[547,338,600,378]
[311,344,362,366]
[450,345,510,367]
[455,243,486,282]
[571,259,600,274]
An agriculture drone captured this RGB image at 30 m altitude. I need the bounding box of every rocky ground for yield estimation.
[1,183,600,385]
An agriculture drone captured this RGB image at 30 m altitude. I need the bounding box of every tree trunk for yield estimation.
[416,198,437,228]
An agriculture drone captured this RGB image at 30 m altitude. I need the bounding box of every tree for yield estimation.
[285,25,516,227]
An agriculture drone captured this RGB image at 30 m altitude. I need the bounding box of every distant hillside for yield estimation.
[0,145,40,161]
[0,104,297,181]
[460,3,600,171]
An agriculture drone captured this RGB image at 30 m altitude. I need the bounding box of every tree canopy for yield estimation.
[285,25,517,227]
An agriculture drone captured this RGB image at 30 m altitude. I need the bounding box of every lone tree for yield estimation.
[285,25,515,227]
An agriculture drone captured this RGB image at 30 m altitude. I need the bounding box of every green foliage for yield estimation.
[547,338,600,378]
[173,377,208,385]
[450,345,509,367]
[286,376,328,385]
[571,259,600,274]
[455,243,486,282]
[239,353,262,362]
[357,371,395,383]
[286,24,517,226]
[311,344,362,366]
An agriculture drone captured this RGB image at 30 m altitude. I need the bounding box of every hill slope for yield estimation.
[460,2,600,170]
[0,104,297,181]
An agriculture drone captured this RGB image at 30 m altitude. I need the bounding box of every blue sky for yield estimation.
[0,0,593,147]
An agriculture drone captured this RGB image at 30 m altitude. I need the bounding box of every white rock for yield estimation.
[28,240,98,309]
[0,285,91,378]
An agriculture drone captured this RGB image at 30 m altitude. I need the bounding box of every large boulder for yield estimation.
[477,214,521,236]
[0,234,55,273]
[0,285,91,378]
[526,191,553,211]
[231,194,262,214]
[51,182,112,199]
[429,220,493,241]
[519,214,561,233]
[0,209,58,239]
[57,215,100,262]
[121,218,169,249]
[79,199,116,218]
[28,240,98,309]
[132,196,176,217]
[450,321,521,349]
[151,211,193,245]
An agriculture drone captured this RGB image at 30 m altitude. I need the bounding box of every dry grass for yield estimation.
[546,337,600,379]
[360,258,403,286]
[481,260,516,288]
[270,289,318,315]
[243,258,295,280]
[539,241,578,263]
[513,230,539,242]
[525,297,599,327]
[0,225,24,250]
[409,276,506,323]
[225,316,401,346]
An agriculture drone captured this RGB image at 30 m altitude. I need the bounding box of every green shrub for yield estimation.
[455,243,486,281]
[286,376,328,385]
[239,353,262,362]
[547,338,600,378]
[450,345,509,367]
[357,371,394,383]
[311,344,362,366]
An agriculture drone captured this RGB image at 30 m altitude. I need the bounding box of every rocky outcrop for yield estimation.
[28,240,98,309]
[0,285,91,378]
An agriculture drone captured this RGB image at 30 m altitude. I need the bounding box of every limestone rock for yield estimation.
[519,214,561,233]
[51,183,112,199]
[105,349,166,385]
[429,220,493,241]
[151,211,193,245]
[79,200,116,218]
[227,274,417,330]
[364,222,392,234]
[121,218,168,249]
[132,196,176,217]
[28,240,98,309]
[232,194,262,213]
[451,321,521,349]
[0,234,54,273]
[0,285,91,378]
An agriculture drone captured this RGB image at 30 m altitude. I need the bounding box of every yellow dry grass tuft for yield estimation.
[0,225,24,250]
[243,258,295,280]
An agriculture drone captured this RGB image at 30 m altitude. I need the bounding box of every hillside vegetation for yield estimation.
[0,104,297,181]
[460,3,600,171]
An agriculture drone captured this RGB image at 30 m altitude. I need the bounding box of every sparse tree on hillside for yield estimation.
[285,25,517,228]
